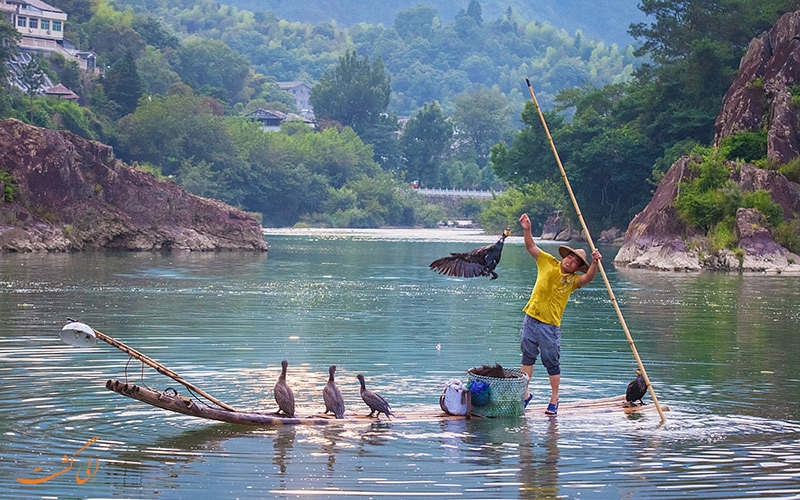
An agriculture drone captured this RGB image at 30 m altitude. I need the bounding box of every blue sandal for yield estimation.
[524,393,533,408]
[545,402,558,415]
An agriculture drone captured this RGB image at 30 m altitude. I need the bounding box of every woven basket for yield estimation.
[466,367,529,417]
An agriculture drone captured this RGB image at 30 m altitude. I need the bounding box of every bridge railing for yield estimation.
[416,188,502,198]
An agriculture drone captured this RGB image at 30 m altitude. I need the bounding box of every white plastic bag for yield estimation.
[440,379,469,415]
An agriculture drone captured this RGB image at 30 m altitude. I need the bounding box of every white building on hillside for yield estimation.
[1,0,95,70]
[277,81,313,119]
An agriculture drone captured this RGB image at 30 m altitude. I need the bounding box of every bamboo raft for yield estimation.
[106,379,668,426]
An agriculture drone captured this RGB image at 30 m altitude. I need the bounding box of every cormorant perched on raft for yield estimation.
[429,229,511,280]
[625,370,647,407]
[356,374,394,418]
[323,365,345,419]
[273,359,295,417]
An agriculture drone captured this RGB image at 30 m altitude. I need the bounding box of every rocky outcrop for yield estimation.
[615,157,800,272]
[540,210,565,240]
[0,119,267,252]
[613,157,705,271]
[540,210,586,241]
[714,11,800,164]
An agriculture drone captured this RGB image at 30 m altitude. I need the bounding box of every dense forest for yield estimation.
[2,0,800,241]
[220,0,646,47]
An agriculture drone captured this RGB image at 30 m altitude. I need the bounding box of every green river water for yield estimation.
[1,228,799,499]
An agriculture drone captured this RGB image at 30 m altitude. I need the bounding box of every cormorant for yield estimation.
[429,229,511,280]
[323,365,345,419]
[625,370,647,407]
[274,359,295,417]
[356,374,394,418]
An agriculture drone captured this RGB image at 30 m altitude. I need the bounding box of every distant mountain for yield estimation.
[225,0,647,46]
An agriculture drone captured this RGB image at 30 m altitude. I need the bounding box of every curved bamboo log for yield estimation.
[92,327,237,412]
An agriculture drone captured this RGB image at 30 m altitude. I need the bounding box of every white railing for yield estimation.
[416,188,502,198]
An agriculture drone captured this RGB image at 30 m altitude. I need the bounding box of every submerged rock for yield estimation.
[0,119,267,252]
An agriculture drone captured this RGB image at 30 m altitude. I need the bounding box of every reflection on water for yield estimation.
[1,229,800,499]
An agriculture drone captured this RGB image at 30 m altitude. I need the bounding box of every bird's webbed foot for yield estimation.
[490,272,498,280]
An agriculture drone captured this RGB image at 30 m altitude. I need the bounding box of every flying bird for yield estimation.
[323,365,345,419]
[429,229,511,280]
[625,370,647,407]
[356,374,394,418]
[273,359,296,417]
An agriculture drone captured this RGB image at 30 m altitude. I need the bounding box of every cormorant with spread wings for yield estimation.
[429,229,510,280]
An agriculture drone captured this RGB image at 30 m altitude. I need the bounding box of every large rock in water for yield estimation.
[0,119,267,252]
[613,157,704,271]
[715,11,800,164]
[614,157,800,272]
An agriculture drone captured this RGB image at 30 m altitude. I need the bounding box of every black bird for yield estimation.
[429,229,511,280]
[356,374,394,418]
[323,365,345,419]
[274,359,295,417]
[625,370,647,407]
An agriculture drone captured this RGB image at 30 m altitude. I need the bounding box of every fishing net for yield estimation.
[466,367,529,417]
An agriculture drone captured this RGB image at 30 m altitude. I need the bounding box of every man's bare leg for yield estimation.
[548,374,560,405]
[522,364,533,398]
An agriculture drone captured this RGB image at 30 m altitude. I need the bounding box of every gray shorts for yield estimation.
[519,314,561,376]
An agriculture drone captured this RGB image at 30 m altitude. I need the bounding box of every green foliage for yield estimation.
[399,101,452,186]
[311,49,399,168]
[307,172,443,228]
[777,157,800,184]
[719,129,767,163]
[103,51,143,117]
[745,77,763,90]
[0,19,21,85]
[741,190,783,226]
[457,197,487,220]
[675,156,733,229]
[676,154,783,232]
[478,182,566,234]
[707,219,737,254]
[172,38,252,102]
[452,86,515,168]
[774,217,800,255]
[1,170,19,202]
[115,91,236,176]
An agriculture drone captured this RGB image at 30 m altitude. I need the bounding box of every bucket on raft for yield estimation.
[466,367,529,417]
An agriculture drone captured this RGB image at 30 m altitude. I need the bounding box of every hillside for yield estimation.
[223,0,646,47]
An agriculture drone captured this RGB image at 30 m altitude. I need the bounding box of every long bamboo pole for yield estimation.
[525,78,666,423]
[91,327,238,412]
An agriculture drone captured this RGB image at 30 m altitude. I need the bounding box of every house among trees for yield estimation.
[277,81,313,118]
[44,82,78,100]
[245,108,314,132]
[1,0,96,70]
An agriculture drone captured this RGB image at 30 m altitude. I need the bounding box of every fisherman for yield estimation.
[518,213,601,415]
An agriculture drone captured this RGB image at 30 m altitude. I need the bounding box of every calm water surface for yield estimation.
[1,228,799,499]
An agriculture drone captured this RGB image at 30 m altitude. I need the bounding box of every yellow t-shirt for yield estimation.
[522,250,580,326]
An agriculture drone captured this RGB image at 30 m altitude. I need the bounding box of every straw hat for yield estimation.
[558,245,590,273]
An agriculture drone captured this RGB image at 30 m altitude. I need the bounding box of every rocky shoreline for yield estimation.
[0,119,267,253]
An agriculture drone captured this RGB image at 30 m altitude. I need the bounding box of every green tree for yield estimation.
[394,5,438,40]
[132,14,180,50]
[452,86,514,168]
[103,51,143,116]
[90,23,146,66]
[310,49,398,167]
[0,19,20,87]
[311,49,391,131]
[399,101,452,186]
[466,0,483,26]
[172,39,252,102]
[18,56,47,124]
